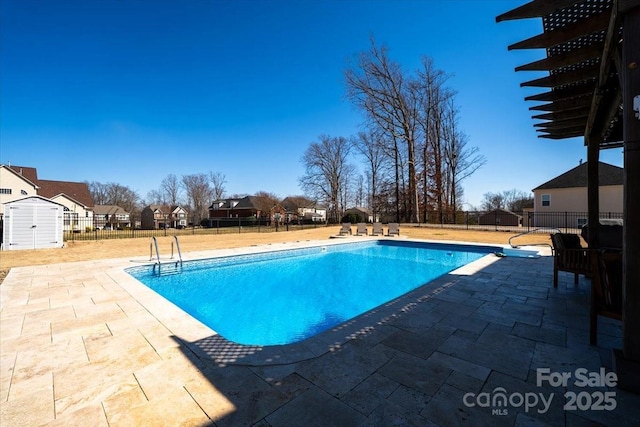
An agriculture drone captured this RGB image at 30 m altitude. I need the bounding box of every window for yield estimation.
[0,188,11,194]
[541,194,550,207]
[21,190,28,195]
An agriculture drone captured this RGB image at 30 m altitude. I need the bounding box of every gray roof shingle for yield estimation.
[533,162,623,191]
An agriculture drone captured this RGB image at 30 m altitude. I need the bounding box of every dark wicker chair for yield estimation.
[550,233,591,288]
[589,250,623,345]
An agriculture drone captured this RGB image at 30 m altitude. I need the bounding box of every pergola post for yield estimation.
[621,5,640,364]
[586,140,599,248]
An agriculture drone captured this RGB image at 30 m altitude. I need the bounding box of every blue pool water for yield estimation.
[127,240,498,346]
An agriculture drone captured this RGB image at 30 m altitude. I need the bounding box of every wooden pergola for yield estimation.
[497,0,639,391]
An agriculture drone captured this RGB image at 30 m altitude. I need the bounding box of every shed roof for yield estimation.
[94,205,129,215]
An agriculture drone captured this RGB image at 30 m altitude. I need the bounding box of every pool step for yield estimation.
[153,262,183,276]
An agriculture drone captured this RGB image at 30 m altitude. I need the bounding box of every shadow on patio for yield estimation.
[170,254,640,426]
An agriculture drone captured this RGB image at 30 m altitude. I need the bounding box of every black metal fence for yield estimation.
[63,216,327,242]
[59,210,623,242]
[412,210,623,234]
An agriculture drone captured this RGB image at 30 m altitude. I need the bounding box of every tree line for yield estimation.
[88,172,228,225]
[88,39,532,225]
[88,173,294,226]
[300,38,487,223]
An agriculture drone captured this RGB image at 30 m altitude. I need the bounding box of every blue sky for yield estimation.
[0,0,623,208]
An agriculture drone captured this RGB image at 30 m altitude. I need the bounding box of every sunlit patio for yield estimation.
[1,240,639,426]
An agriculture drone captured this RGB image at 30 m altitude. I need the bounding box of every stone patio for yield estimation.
[1,240,639,426]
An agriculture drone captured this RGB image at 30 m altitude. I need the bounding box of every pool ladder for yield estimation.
[150,236,183,275]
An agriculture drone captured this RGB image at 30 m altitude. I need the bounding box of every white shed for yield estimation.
[2,196,64,250]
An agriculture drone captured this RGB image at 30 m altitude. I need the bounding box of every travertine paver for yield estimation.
[1,241,640,426]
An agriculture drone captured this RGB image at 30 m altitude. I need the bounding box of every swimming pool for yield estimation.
[127,240,499,346]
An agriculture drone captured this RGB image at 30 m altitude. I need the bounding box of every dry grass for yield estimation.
[0,225,552,273]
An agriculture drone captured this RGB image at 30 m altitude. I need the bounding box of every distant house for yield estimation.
[0,165,94,232]
[532,161,623,228]
[281,196,327,223]
[478,209,522,227]
[141,205,188,229]
[208,196,286,221]
[344,207,378,223]
[93,205,131,230]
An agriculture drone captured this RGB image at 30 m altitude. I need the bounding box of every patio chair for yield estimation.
[338,223,352,236]
[590,250,622,345]
[371,222,384,236]
[550,233,591,288]
[387,223,400,237]
[355,223,368,236]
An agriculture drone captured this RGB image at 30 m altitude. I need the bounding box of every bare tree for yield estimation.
[346,38,420,222]
[87,181,139,214]
[481,192,506,211]
[354,131,387,219]
[210,172,227,200]
[480,189,531,212]
[181,173,212,225]
[87,181,110,205]
[441,97,486,212]
[253,191,282,222]
[145,189,165,205]
[299,135,352,223]
[161,174,181,205]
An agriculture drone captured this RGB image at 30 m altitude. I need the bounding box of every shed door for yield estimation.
[34,206,61,248]
[7,205,35,249]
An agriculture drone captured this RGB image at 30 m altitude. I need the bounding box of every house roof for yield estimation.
[281,196,313,210]
[94,205,129,215]
[147,204,185,214]
[345,207,371,215]
[480,208,522,218]
[4,165,39,183]
[37,180,94,208]
[2,165,94,208]
[1,165,40,188]
[533,161,623,190]
[209,196,284,213]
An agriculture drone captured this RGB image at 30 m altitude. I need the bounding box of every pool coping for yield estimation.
[110,237,545,367]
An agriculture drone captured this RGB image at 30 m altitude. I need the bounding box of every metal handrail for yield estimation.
[171,235,183,266]
[509,228,561,249]
[150,236,161,264]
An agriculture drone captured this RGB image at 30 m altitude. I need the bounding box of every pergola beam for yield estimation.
[516,43,603,71]
[508,11,610,50]
[525,81,596,101]
[496,0,581,22]
[521,64,599,87]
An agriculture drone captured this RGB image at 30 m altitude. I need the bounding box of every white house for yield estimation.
[281,196,327,223]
